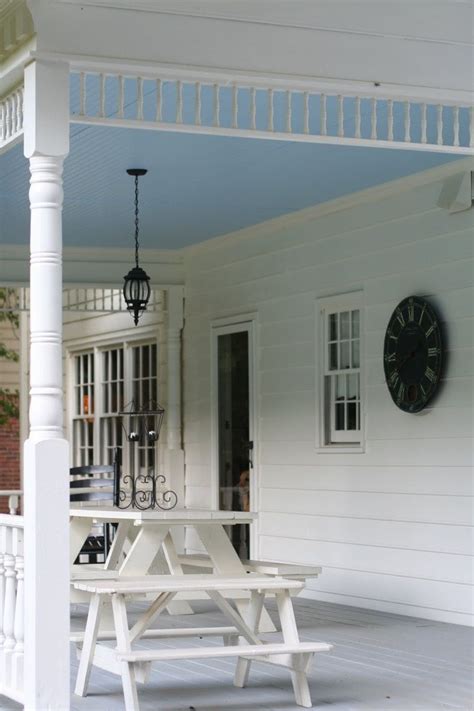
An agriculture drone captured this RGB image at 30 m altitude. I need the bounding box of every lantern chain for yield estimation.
[134,174,140,268]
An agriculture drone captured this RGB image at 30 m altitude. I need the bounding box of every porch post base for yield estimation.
[23,438,70,711]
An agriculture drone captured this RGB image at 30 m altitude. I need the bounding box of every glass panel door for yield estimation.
[217,329,251,559]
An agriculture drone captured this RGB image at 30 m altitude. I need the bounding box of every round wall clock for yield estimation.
[383,296,443,413]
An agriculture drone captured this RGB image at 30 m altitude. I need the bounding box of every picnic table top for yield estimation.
[69,506,257,525]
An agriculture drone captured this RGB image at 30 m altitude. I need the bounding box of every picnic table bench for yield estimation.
[178,552,322,579]
[73,573,333,710]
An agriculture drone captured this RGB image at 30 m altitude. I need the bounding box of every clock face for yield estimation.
[383,296,443,413]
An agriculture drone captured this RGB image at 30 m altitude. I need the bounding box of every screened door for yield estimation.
[214,324,254,559]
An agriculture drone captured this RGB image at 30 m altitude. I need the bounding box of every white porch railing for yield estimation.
[0,512,24,706]
[2,70,473,155]
[0,84,24,152]
[68,70,474,154]
[0,491,22,516]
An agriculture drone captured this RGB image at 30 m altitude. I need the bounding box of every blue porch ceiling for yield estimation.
[0,125,462,251]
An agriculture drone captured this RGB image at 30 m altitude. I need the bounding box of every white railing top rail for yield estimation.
[0,513,24,528]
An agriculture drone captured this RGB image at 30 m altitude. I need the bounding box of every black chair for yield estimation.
[70,463,117,564]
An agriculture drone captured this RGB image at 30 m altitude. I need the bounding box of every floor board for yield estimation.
[1,598,472,710]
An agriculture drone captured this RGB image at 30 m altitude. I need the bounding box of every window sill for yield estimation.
[315,444,365,455]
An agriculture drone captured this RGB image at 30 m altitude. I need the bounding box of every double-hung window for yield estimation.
[70,341,158,467]
[318,293,363,448]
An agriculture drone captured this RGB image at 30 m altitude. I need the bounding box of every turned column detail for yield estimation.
[28,156,65,441]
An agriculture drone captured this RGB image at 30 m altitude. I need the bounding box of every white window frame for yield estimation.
[67,334,160,468]
[316,291,365,453]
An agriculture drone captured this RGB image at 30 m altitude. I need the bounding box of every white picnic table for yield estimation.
[69,506,275,630]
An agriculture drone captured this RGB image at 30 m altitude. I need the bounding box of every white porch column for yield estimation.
[165,287,185,507]
[23,59,70,711]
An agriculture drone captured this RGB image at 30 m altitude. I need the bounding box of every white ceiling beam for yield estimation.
[0,246,185,287]
[27,0,473,99]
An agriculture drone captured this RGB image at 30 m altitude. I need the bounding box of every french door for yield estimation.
[212,320,256,559]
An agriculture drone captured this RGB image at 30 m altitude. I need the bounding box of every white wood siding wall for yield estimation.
[183,169,474,627]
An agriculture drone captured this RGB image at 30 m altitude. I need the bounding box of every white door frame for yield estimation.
[210,314,258,557]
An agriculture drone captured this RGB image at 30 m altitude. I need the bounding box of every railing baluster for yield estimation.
[387,99,394,141]
[156,78,162,122]
[320,93,327,136]
[355,96,361,139]
[0,101,5,142]
[404,101,410,142]
[3,552,15,651]
[421,103,427,144]
[79,72,85,116]
[437,104,443,145]
[118,75,124,119]
[286,90,292,132]
[303,91,309,134]
[232,84,238,129]
[250,87,256,130]
[453,106,460,147]
[370,97,377,139]
[337,95,344,137]
[470,106,474,148]
[267,88,274,131]
[0,526,5,646]
[213,83,220,127]
[137,76,143,121]
[176,80,183,124]
[5,96,11,139]
[12,553,24,690]
[195,82,201,126]
[99,73,106,118]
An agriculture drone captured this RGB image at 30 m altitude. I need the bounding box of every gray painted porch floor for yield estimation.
[2,598,473,710]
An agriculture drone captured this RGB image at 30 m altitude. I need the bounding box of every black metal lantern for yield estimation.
[123,168,151,325]
[114,399,177,510]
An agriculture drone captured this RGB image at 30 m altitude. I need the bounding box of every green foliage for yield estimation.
[0,289,20,424]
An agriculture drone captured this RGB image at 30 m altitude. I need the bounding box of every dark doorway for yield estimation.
[217,329,251,559]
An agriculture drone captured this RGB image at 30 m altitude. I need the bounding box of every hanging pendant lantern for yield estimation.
[123,168,151,325]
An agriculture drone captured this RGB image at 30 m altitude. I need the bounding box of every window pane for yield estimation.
[340,311,350,339]
[336,374,345,400]
[329,313,338,341]
[329,343,338,370]
[351,340,360,368]
[351,310,360,338]
[347,374,359,400]
[347,402,357,430]
[335,403,345,430]
[340,341,350,369]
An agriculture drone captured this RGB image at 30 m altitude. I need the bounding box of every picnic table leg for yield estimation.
[74,593,104,696]
[234,590,264,688]
[275,590,312,708]
[153,532,194,615]
[105,521,132,570]
[194,524,276,633]
[112,593,140,711]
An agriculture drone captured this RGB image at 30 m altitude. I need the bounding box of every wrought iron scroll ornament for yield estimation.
[113,399,178,510]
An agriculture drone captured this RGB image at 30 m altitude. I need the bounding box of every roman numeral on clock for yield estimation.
[428,347,439,357]
[425,323,437,337]
[425,366,436,383]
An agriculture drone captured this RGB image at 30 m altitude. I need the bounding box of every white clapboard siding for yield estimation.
[258,534,472,585]
[259,464,474,497]
[259,511,473,556]
[183,164,474,626]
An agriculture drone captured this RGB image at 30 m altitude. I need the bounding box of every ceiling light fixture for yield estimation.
[123,168,151,325]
